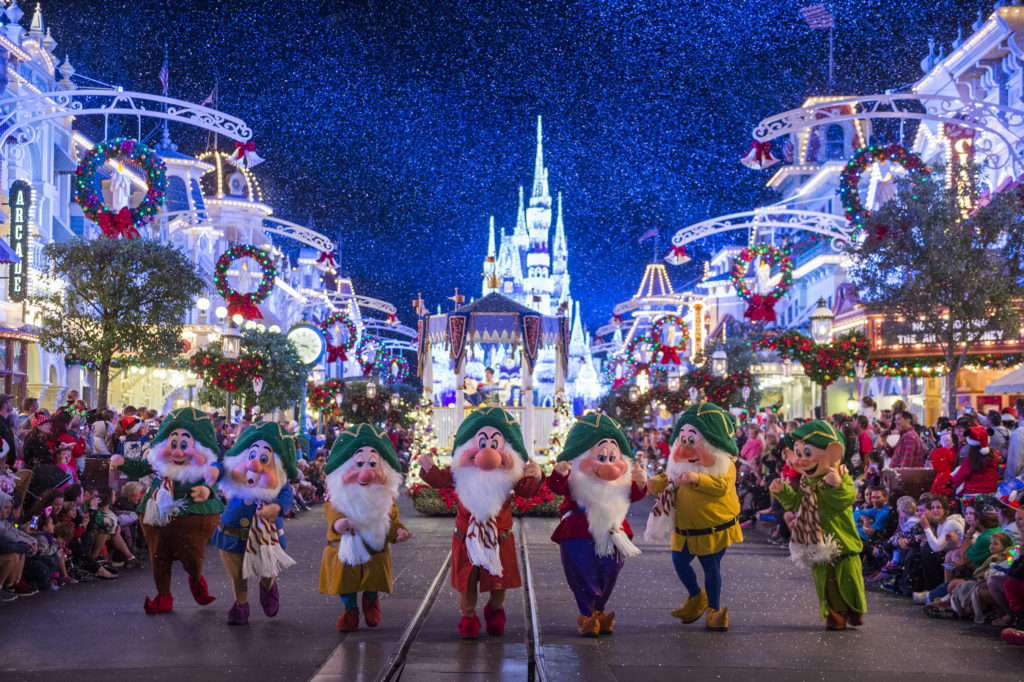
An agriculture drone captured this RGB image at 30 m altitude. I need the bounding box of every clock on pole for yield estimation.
[287,323,327,447]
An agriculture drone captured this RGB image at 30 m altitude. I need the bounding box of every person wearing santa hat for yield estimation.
[951,426,1000,496]
[418,407,543,639]
[111,407,224,614]
[209,422,298,625]
[644,401,743,632]
[548,413,647,636]
[115,414,150,463]
[319,423,413,631]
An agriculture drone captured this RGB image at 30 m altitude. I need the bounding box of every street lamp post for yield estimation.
[809,298,835,418]
[222,326,241,421]
[711,346,728,377]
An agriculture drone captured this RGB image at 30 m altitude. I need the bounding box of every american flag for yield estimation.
[800,3,834,30]
[637,228,658,244]
[158,56,169,95]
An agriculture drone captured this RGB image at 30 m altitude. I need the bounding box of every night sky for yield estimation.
[44,0,980,331]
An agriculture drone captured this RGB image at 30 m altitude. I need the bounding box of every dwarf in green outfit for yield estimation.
[769,420,867,631]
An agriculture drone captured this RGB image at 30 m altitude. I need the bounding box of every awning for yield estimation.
[0,236,20,264]
[984,365,1024,395]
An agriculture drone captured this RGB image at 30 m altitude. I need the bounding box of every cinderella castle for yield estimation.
[468,116,602,408]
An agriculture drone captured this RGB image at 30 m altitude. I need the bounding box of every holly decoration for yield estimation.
[758,330,870,388]
[839,143,928,231]
[730,244,793,323]
[308,378,346,418]
[214,245,277,320]
[376,354,410,384]
[320,312,358,364]
[651,315,689,364]
[189,350,263,393]
[73,137,167,238]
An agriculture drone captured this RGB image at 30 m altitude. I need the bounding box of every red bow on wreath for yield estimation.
[226,292,263,320]
[316,251,337,267]
[97,207,139,239]
[743,294,777,322]
[326,344,347,363]
[660,346,682,365]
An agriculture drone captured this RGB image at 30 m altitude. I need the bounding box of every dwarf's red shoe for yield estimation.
[363,593,382,627]
[144,594,173,614]
[483,604,506,636]
[846,610,863,627]
[458,613,481,639]
[337,608,360,632]
[188,575,216,605]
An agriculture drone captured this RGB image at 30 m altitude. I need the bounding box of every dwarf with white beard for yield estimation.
[318,424,413,632]
[111,407,224,614]
[547,413,647,637]
[644,401,743,632]
[209,422,297,625]
[419,407,543,639]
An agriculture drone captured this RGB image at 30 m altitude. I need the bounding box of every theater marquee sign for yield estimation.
[866,313,1024,359]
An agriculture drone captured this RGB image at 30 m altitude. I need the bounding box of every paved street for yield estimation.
[2,495,1022,681]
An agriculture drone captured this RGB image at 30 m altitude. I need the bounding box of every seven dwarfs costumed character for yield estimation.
[549,413,647,636]
[210,422,297,625]
[319,423,413,632]
[111,407,224,614]
[418,407,543,639]
[769,420,867,631]
[644,401,743,631]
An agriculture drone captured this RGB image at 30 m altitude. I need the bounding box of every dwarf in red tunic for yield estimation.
[418,407,543,639]
[548,413,647,636]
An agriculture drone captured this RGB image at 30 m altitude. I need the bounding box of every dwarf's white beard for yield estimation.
[326,465,401,554]
[148,440,216,483]
[217,453,287,503]
[451,446,524,524]
[567,460,640,557]
[665,443,734,481]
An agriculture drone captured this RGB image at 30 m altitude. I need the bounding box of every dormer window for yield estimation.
[826,125,844,160]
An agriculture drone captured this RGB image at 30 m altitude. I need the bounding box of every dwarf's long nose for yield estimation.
[357,468,377,484]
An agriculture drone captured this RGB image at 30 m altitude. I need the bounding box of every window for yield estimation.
[826,125,845,160]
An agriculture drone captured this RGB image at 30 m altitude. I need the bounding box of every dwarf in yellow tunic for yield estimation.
[644,401,743,631]
[318,424,413,631]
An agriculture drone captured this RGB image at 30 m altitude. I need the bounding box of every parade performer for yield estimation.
[644,401,742,631]
[210,422,297,625]
[319,423,413,631]
[548,413,647,636]
[769,420,866,631]
[110,407,224,614]
[418,407,543,639]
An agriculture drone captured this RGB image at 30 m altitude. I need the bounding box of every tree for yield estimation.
[34,237,203,409]
[847,167,1024,417]
[195,330,306,413]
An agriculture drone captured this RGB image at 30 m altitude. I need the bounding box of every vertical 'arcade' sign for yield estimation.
[9,180,30,302]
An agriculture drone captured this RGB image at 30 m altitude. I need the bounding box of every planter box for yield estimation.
[407,486,562,517]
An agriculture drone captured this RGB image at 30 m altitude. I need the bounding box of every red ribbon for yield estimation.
[669,245,688,259]
[231,140,256,162]
[744,140,776,165]
[226,292,262,320]
[316,251,336,267]
[97,207,139,239]
[660,346,682,365]
[327,344,348,363]
[743,294,777,322]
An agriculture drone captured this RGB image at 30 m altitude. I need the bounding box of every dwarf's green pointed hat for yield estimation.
[791,420,843,450]
[152,407,218,454]
[557,413,633,462]
[452,407,529,461]
[226,422,299,481]
[325,423,401,474]
[669,401,738,458]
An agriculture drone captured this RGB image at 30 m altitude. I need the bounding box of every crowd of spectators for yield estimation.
[0,391,336,603]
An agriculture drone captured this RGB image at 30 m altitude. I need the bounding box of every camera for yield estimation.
[29,515,38,531]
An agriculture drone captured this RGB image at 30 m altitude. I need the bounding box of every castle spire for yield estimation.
[487,215,496,256]
[553,192,567,258]
[532,115,548,200]
[513,184,528,248]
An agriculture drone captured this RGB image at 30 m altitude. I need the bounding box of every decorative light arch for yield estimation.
[669,208,855,255]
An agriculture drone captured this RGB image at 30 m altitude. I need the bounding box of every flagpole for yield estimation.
[828,24,834,93]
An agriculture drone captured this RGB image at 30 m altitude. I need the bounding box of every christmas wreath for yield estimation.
[214,245,277,320]
[357,337,382,374]
[73,137,167,238]
[839,143,927,231]
[376,354,410,384]
[320,312,358,363]
[308,378,346,417]
[730,244,793,323]
[651,315,689,364]
[189,351,263,393]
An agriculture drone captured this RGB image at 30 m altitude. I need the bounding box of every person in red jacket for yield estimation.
[547,413,647,637]
[951,426,1000,496]
[929,431,956,497]
[418,407,543,639]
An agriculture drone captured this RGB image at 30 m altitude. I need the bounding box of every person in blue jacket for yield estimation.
[210,422,298,625]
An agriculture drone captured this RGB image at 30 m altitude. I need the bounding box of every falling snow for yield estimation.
[43,0,983,330]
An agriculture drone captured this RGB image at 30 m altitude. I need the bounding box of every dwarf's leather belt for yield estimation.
[454,528,512,543]
[218,524,248,539]
[674,517,737,537]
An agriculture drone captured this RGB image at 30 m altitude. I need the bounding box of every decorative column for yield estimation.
[523,355,535,455]
[454,355,466,429]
